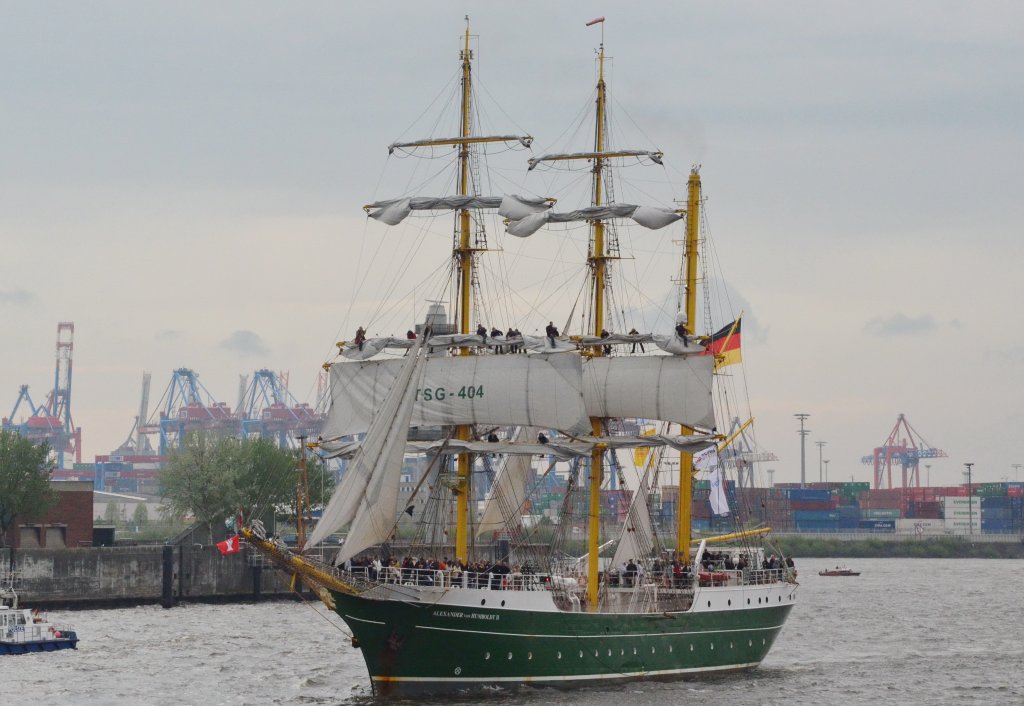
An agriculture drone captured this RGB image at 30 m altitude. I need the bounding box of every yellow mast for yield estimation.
[676,169,701,563]
[295,437,310,551]
[454,18,474,564]
[585,43,608,611]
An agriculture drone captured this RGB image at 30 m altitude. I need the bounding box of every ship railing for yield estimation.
[338,566,549,592]
[744,568,787,585]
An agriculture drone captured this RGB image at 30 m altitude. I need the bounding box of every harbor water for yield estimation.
[3,558,1022,705]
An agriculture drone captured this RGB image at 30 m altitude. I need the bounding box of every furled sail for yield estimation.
[324,353,591,439]
[475,427,536,538]
[306,340,427,551]
[366,194,551,226]
[506,203,682,237]
[321,432,717,460]
[582,356,715,429]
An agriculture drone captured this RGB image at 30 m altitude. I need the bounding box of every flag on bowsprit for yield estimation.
[216,535,241,555]
[700,317,742,369]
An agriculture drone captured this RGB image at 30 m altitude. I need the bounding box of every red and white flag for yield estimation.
[216,535,240,555]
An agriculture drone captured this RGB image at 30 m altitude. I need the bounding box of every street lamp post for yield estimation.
[824,459,830,483]
[964,462,974,535]
[816,441,827,483]
[795,414,810,488]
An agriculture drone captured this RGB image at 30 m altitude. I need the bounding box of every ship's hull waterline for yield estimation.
[330,586,795,696]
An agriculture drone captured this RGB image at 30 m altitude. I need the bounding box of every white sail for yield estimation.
[306,340,426,551]
[611,461,657,572]
[505,203,682,237]
[475,427,535,538]
[582,356,715,429]
[366,194,550,226]
[324,353,591,439]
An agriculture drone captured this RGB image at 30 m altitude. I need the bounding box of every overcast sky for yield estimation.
[2,2,1021,487]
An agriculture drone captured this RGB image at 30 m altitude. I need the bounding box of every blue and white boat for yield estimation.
[0,573,78,654]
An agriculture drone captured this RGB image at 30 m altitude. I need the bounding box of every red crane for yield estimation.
[861,414,947,490]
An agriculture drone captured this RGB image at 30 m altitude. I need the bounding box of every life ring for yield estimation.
[53,630,62,638]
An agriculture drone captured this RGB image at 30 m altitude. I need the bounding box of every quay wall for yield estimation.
[1,546,294,608]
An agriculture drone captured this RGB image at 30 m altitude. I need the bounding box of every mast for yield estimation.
[454,17,474,564]
[296,436,310,550]
[585,40,609,611]
[677,168,701,561]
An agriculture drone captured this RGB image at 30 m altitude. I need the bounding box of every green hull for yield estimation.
[330,589,793,696]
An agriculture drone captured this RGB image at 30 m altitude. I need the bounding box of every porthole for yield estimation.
[757,597,761,604]
[669,645,673,653]
[729,642,734,649]
[607,649,612,657]
[710,643,715,650]
[557,651,562,659]
[594,650,599,657]
[727,600,731,606]
[579,650,584,659]
[528,652,533,660]
[633,647,637,655]
[748,640,753,647]
[484,652,491,660]
[747,598,750,605]
[778,596,782,602]
[481,599,486,606]
[501,600,506,607]
[454,666,462,675]
[507,652,513,660]
[620,649,625,656]
[690,644,694,651]
[651,646,656,654]
[762,638,766,645]
[707,601,712,608]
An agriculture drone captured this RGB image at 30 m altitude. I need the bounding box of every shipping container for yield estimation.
[793,510,840,522]
[790,499,839,511]
[977,483,1009,497]
[895,518,946,534]
[862,508,901,519]
[859,520,896,532]
[785,488,833,502]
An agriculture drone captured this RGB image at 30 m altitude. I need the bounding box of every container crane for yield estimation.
[141,368,235,455]
[1,322,82,467]
[860,413,947,489]
[237,369,323,448]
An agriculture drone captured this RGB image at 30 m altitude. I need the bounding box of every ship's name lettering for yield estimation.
[432,610,499,621]
[416,385,485,402]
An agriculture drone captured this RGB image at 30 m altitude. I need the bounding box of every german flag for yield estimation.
[700,318,742,369]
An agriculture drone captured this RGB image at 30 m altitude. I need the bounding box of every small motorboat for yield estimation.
[1,574,78,655]
[818,566,860,577]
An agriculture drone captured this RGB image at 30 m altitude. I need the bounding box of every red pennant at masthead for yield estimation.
[217,535,240,555]
[586,17,605,26]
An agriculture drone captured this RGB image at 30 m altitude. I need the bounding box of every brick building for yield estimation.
[8,480,94,548]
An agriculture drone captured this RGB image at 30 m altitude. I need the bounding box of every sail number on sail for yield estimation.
[416,385,484,402]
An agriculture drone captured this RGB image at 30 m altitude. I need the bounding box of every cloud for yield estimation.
[220,330,270,357]
[864,313,937,337]
[0,289,35,306]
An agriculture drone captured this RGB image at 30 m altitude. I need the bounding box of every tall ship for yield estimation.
[243,17,797,696]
